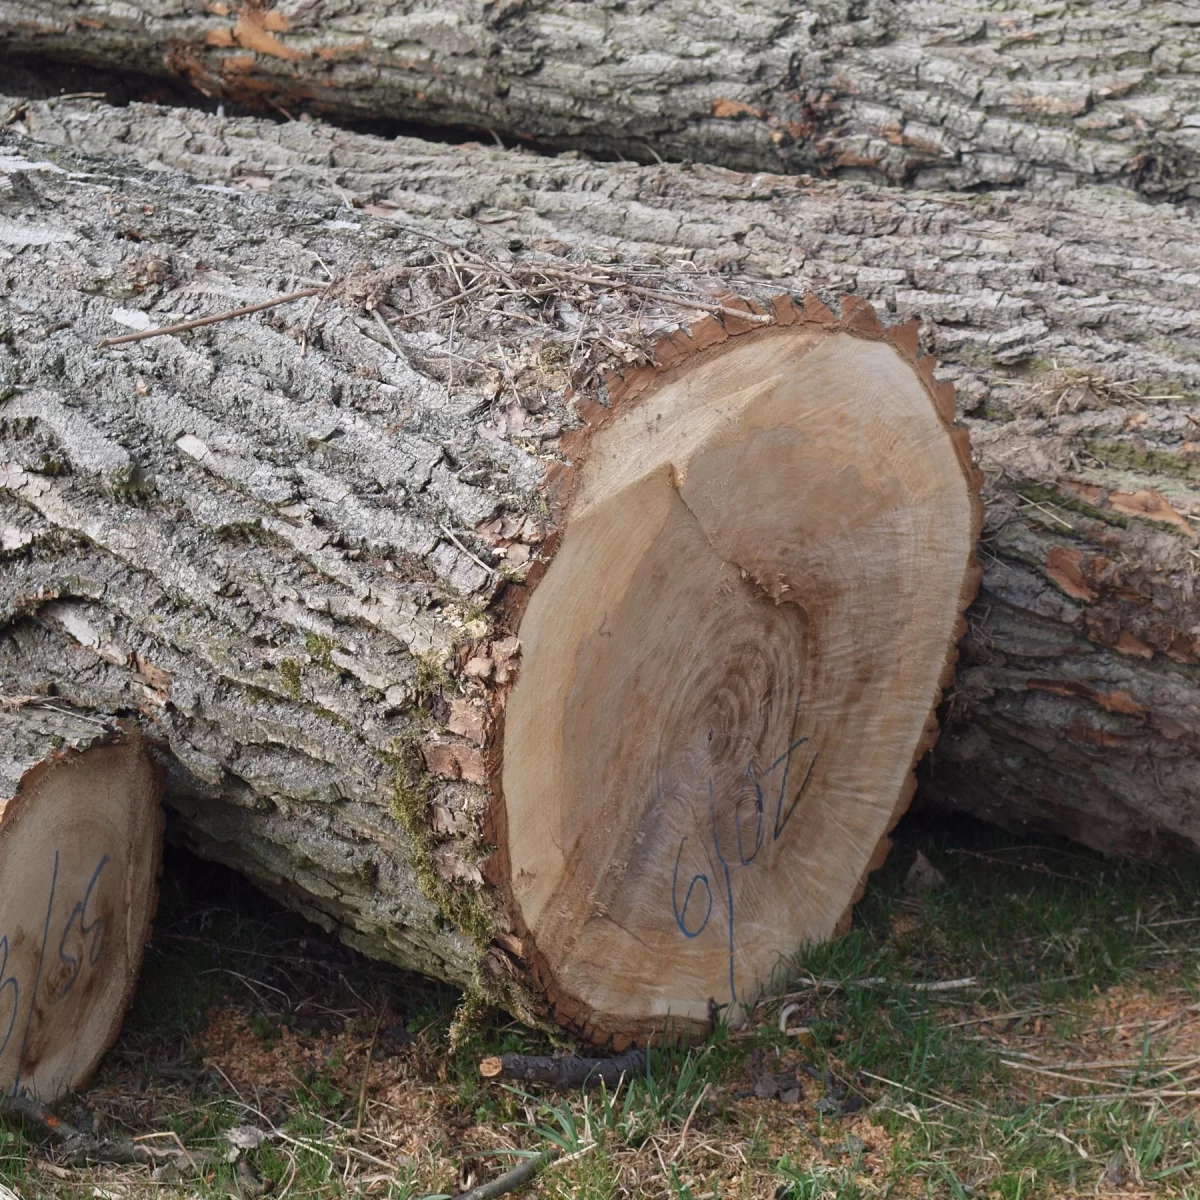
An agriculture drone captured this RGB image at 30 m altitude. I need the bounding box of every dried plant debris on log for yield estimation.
[1,0,1198,198]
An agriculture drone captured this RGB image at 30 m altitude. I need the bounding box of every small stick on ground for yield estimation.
[857,1069,977,1115]
[96,287,325,348]
[355,1004,387,1135]
[760,975,980,1014]
[0,1094,218,1170]
[452,1149,559,1200]
[478,1048,647,1090]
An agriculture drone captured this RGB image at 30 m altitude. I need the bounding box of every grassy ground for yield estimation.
[3,814,1200,1199]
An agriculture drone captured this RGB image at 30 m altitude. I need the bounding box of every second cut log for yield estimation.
[2,0,1197,198]
[0,715,162,1098]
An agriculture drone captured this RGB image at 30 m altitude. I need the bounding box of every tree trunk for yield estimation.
[2,0,1198,199]
[0,713,162,1099]
[4,106,1200,1035]
[0,128,982,1043]
[14,98,1200,861]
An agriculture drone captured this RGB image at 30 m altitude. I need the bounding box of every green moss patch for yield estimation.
[1085,438,1200,482]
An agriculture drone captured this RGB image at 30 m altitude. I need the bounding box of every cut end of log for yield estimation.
[0,732,163,1100]
[500,307,980,1043]
[478,1056,504,1079]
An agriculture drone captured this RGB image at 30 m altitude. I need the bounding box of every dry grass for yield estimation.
[3,817,1200,1199]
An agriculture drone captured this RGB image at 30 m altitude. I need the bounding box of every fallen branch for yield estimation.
[478,1048,646,1090]
[95,286,325,348]
[761,975,980,1008]
[905,977,980,993]
[1000,1060,1127,1090]
[452,1148,558,1200]
[856,1069,978,1116]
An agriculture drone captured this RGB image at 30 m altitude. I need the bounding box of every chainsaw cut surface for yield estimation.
[503,327,976,1036]
[0,739,161,1099]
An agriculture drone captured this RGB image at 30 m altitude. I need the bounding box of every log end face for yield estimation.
[499,308,981,1043]
[0,733,163,1100]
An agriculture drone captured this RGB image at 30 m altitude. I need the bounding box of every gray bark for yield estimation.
[1,104,1199,1026]
[0,130,571,1009]
[0,704,113,800]
[1,1,1198,198]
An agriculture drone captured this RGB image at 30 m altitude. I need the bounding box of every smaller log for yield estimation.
[478,1048,647,1090]
[0,709,163,1099]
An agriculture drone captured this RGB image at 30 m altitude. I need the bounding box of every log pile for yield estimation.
[1,11,1199,1046]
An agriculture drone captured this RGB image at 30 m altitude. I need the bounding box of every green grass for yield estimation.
[4,819,1200,1198]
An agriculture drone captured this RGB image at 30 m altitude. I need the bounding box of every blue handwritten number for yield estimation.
[54,855,111,1002]
[0,938,18,1061]
[736,764,765,866]
[670,694,819,1005]
[12,850,59,1096]
[671,839,712,938]
[709,782,737,1003]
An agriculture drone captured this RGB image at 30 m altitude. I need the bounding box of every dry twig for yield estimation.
[478,1047,646,1090]
[451,1148,558,1200]
[96,287,325,348]
[0,1093,218,1170]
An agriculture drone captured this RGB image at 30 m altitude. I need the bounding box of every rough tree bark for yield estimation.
[2,106,1200,1031]
[14,98,1200,861]
[1,0,1198,198]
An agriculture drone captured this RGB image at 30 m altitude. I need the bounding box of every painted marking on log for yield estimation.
[0,938,18,1063]
[669,695,818,1004]
[10,850,58,1096]
[1,851,112,1095]
[52,856,110,1002]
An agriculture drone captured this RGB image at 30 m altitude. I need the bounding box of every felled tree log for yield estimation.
[0,130,985,1042]
[2,0,1198,198]
[16,98,1200,860]
[0,713,162,1098]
